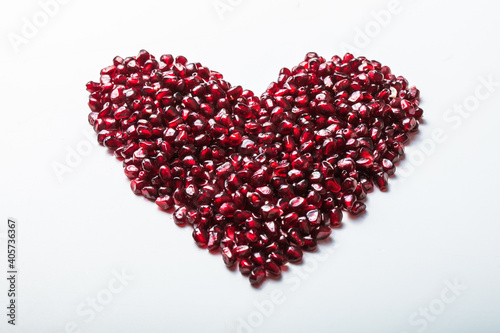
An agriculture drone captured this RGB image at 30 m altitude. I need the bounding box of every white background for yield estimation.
[1,0,500,332]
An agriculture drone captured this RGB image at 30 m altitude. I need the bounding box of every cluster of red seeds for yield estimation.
[86,50,422,285]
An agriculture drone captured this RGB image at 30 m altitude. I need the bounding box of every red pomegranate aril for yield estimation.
[325,177,341,193]
[285,245,303,263]
[249,267,266,285]
[234,245,251,258]
[261,205,281,221]
[297,217,310,235]
[219,202,237,217]
[374,172,389,191]
[343,194,357,211]
[329,207,343,227]
[239,259,255,275]
[130,178,145,194]
[382,158,395,175]
[245,228,259,243]
[312,225,332,240]
[155,195,174,210]
[173,188,186,205]
[264,221,279,239]
[264,259,281,276]
[350,201,366,215]
[354,183,367,200]
[337,158,355,172]
[342,177,358,194]
[173,206,188,226]
[268,251,288,266]
[360,178,374,192]
[256,186,273,198]
[309,170,323,183]
[282,212,299,229]
[141,186,158,201]
[186,209,201,225]
[306,190,321,206]
[192,227,208,247]
[306,209,322,225]
[289,196,307,212]
[124,165,139,179]
[288,228,305,247]
[302,236,317,251]
[103,136,122,149]
[207,227,222,251]
[294,178,309,194]
[222,247,237,267]
[158,165,172,181]
[251,251,265,266]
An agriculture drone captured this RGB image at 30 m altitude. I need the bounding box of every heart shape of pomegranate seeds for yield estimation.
[86,50,422,286]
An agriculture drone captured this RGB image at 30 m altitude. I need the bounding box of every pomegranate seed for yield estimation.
[289,197,307,212]
[239,259,255,275]
[249,267,266,285]
[350,201,366,215]
[303,236,317,251]
[306,209,322,225]
[382,158,396,175]
[264,259,281,276]
[374,172,389,191]
[173,206,188,226]
[312,225,332,240]
[192,228,208,247]
[234,245,251,258]
[285,245,303,263]
[207,227,222,251]
[219,202,236,217]
[261,205,281,221]
[222,247,236,267]
[329,207,343,228]
[141,186,158,201]
[155,195,174,210]
[269,251,288,266]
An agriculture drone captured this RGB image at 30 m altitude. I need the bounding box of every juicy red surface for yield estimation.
[86,50,422,286]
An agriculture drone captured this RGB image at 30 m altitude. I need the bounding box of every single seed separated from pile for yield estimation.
[86,50,422,286]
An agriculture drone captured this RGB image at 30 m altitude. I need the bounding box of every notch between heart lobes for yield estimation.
[86,50,423,286]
